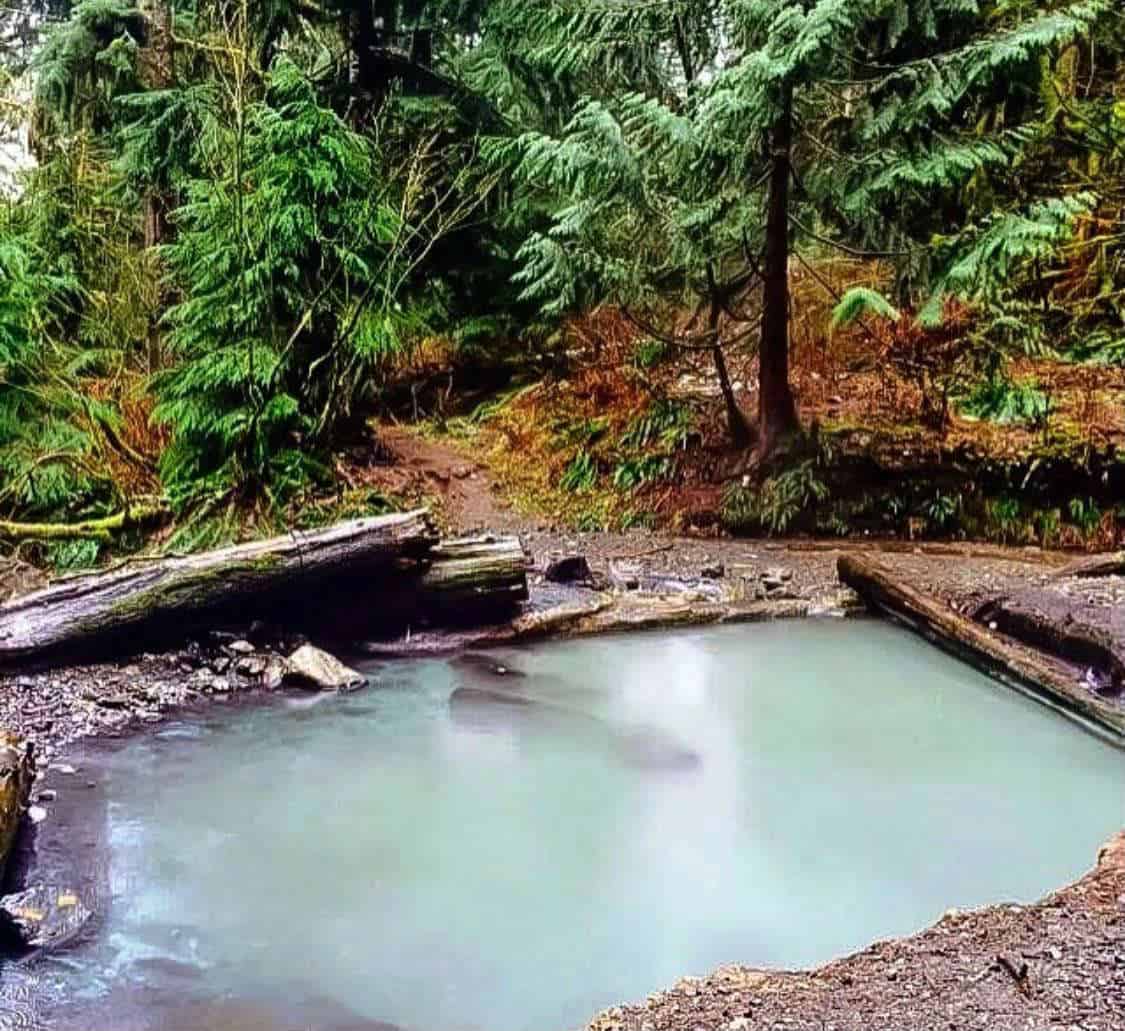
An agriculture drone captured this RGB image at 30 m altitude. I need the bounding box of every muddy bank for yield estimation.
[589,834,1125,1031]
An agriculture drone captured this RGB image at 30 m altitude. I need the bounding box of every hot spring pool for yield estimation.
[33,620,1125,1031]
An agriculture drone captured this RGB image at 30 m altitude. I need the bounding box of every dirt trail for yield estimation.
[377,424,524,533]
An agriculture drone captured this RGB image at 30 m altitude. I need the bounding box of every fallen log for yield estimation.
[1053,551,1125,579]
[0,511,439,666]
[838,554,1125,748]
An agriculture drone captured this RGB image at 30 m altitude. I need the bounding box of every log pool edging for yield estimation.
[838,554,1125,749]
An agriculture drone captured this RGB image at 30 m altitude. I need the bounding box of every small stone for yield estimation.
[28,806,47,824]
[226,640,255,656]
[37,790,56,803]
[700,563,725,580]
[210,678,231,694]
[53,764,77,775]
[235,656,267,678]
[545,555,593,584]
[283,645,366,692]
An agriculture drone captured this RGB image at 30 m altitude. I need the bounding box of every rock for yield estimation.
[210,656,231,674]
[545,555,593,584]
[700,562,725,580]
[235,656,267,678]
[210,677,231,694]
[0,733,33,880]
[0,885,92,950]
[226,640,255,656]
[28,806,47,824]
[761,566,793,588]
[261,656,287,690]
[37,789,56,803]
[283,645,367,692]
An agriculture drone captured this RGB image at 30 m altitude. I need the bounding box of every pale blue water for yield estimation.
[45,620,1125,1031]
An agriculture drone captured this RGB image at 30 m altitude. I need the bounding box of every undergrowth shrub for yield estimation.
[721,460,830,535]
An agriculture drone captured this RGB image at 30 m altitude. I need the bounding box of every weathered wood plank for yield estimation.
[838,554,1125,747]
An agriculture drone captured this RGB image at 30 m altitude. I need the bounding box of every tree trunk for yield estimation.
[352,1,379,94]
[0,513,436,665]
[706,279,753,448]
[0,505,166,544]
[0,515,531,667]
[417,536,530,612]
[757,81,800,458]
[713,343,752,449]
[138,0,175,371]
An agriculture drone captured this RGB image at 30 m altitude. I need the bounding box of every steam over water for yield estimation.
[33,621,1125,1031]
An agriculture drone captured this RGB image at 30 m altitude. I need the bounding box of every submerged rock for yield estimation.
[617,727,702,772]
[283,645,366,692]
[0,884,91,950]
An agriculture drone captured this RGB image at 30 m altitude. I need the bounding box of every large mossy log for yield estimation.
[0,511,440,665]
[838,554,1125,747]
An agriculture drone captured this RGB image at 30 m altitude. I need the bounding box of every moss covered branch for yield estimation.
[0,505,168,544]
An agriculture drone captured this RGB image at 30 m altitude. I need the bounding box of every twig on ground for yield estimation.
[606,543,674,561]
[996,955,1032,997]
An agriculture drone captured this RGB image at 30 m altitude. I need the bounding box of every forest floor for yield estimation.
[402,304,1125,548]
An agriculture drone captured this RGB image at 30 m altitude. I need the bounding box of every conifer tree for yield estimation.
[493,0,1114,457]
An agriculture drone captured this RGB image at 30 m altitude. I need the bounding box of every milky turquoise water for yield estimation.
[42,620,1125,1031]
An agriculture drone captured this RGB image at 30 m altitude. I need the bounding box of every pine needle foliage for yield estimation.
[154,59,403,509]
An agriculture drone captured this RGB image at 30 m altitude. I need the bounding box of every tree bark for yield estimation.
[757,81,800,458]
[707,272,753,448]
[713,343,752,449]
[417,536,529,611]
